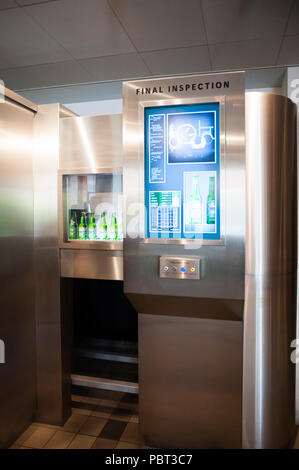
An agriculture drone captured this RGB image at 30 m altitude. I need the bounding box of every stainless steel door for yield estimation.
[0,96,36,448]
[139,314,242,449]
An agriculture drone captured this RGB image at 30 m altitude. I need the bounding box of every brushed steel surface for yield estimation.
[34,104,71,425]
[159,256,200,280]
[123,72,245,302]
[71,374,138,394]
[60,249,123,280]
[59,115,123,255]
[60,114,122,170]
[243,274,296,449]
[0,97,36,448]
[139,314,242,449]
[245,93,297,276]
[243,93,297,448]
[123,72,245,450]
[127,293,244,321]
[5,87,37,113]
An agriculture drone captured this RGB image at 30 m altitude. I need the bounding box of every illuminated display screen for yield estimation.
[145,102,220,240]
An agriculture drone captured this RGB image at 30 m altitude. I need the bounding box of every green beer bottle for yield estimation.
[69,211,78,240]
[109,213,118,240]
[190,175,203,225]
[97,211,108,240]
[78,212,87,240]
[88,212,97,240]
[207,177,216,224]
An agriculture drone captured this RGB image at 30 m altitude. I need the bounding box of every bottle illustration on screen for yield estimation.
[190,175,203,225]
[69,211,78,240]
[88,212,97,240]
[78,212,87,240]
[97,212,108,240]
[207,176,216,224]
[109,213,118,240]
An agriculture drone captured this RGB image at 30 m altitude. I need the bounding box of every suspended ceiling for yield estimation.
[0,0,298,100]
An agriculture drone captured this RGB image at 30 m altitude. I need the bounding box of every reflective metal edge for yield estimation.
[71,374,138,394]
[74,348,138,364]
[243,93,297,449]
[5,87,37,113]
[127,293,243,321]
[59,104,78,118]
[34,103,72,426]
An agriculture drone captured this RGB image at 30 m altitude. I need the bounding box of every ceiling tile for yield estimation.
[277,34,299,66]
[0,0,17,9]
[109,0,207,51]
[18,80,123,104]
[210,37,281,70]
[79,53,150,81]
[0,60,94,90]
[25,0,135,59]
[141,46,210,76]
[202,0,292,44]
[0,8,71,68]
[286,1,299,35]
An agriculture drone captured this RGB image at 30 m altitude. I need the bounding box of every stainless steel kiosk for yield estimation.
[123,72,297,449]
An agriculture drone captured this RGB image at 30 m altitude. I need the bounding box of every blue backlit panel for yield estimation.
[145,102,220,240]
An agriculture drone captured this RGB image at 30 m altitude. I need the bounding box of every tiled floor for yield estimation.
[11,390,152,450]
[10,388,299,449]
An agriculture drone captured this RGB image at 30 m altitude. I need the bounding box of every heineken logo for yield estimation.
[136,80,230,95]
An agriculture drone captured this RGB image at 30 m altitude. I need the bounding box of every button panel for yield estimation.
[159,256,200,280]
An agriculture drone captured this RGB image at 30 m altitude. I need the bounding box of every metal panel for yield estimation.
[285,66,299,426]
[159,256,200,280]
[123,72,245,303]
[127,293,243,322]
[243,93,297,448]
[5,87,37,113]
[139,314,242,449]
[60,114,122,170]
[59,115,123,256]
[71,374,138,394]
[123,72,245,450]
[34,103,71,425]
[60,249,123,281]
[0,97,36,448]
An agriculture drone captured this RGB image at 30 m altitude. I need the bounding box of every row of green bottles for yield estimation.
[69,212,96,240]
[97,212,118,240]
[69,211,120,240]
[190,175,215,225]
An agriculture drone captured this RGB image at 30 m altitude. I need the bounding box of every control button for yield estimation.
[190,267,195,273]
[180,267,186,273]
[172,266,177,272]
[163,266,169,272]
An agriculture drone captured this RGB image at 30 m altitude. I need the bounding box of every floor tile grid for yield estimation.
[12,393,143,449]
